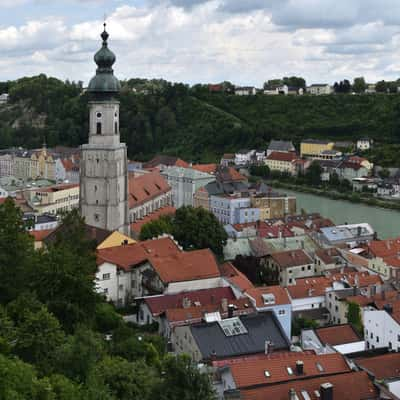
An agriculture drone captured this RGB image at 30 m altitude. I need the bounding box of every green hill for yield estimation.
[1,75,400,164]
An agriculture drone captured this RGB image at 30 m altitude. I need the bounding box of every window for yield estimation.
[286,367,293,375]
[115,122,118,134]
[103,288,108,294]
[119,284,123,291]
[398,334,400,341]
[278,309,285,316]
[376,336,379,343]
[94,213,100,222]
[97,112,102,118]
[389,341,392,349]
[96,122,102,135]
[370,332,373,339]
[102,273,110,280]
[302,266,305,271]
[308,265,311,270]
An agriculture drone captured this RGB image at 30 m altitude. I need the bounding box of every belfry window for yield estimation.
[96,122,102,135]
[115,122,118,134]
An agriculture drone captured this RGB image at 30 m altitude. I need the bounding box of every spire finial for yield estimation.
[101,18,109,43]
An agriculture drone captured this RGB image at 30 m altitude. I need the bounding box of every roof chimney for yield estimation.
[383,303,393,315]
[320,382,333,400]
[228,304,235,318]
[221,298,228,313]
[182,297,191,309]
[265,340,274,354]
[296,360,304,375]
[289,388,297,400]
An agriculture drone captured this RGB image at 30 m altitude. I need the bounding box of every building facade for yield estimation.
[80,26,129,234]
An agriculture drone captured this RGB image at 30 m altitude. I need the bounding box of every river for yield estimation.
[282,189,400,239]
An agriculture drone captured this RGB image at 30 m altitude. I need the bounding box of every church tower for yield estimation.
[80,24,129,234]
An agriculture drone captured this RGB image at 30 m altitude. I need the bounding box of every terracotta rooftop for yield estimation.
[191,163,217,174]
[240,371,378,400]
[143,155,189,169]
[286,277,332,299]
[165,298,254,326]
[368,237,400,258]
[220,262,255,293]
[271,249,313,269]
[130,206,176,234]
[29,229,55,241]
[128,171,171,208]
[315,248,341,264]
[246,286,290,307]
[356,352,400,380]
[97,237,222,284]
[143,286,236,316]
[266,151,298,162]
[315,324,361,346]
[228,352,350,389]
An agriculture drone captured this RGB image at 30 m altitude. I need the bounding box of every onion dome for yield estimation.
[88,24,121,96]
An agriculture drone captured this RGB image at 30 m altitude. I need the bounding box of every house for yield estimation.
[268,249,314,286]
[364,299,400,352]
[245,286,292,338]
[236,371,378,400]
[161,167,214,208]
[355,353,400,399]
[318,223,375,247]
[234,150,255,166]
[0,154,13,177]
[143,155,189,170]
[26,183,79,216]
[96,237,224,305]
[287,276,332,325]
[336,160,370,181]
[235,86,256,96]
[96,231,135,250]
[301,324,365,355]
[307,84,332,95]
[365,84,376,94]
[128,171,173,228]
[29,229,55,250]
[215,352,351,397]
[136,286,238,334]
[173,311,291,362]
[210,194,259,225]
[56,158,80,183]
[265,152,298,175]
[357,138,372,151]
[220,154,235,167]
[0,93,9,104]
[267,140,295,156]
[314,248,345,272]
[300,139,335,158]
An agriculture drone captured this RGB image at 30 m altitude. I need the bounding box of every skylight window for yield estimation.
[316,362,324,372]
[218,317,248,336]
[286,367,294,375]
[264,370,270,378]
[301,390,311,400]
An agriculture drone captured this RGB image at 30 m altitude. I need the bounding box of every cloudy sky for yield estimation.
[1,0,400,86]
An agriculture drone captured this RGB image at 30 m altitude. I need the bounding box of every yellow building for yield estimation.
[300,139,335,158]
[265,152,297,175]
[97,231,136,250]
[28,183,79,215]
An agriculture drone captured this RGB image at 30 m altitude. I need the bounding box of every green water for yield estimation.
[283,189,400,239]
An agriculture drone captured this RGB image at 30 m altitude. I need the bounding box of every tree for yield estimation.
[0,198,36,303]
[154,355,216,400]
[282,76,306,89]
[352,77,366,93]
[378,168,390,179]
[249,164,270,178]
[305,161,322,186]
[139,215,174,241]
[90,357,157,400]
[347,302,363,335]
[172,206,228,256]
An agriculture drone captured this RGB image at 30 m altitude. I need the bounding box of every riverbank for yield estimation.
[267,180,400,211]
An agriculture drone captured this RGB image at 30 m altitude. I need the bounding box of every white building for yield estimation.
[357,138,372,151]
[307,84,332,95]
[0,154,13,177]
[234,86,256,96]
[0,93,9,104]
[161,167,214,208]
[234,150,255,166]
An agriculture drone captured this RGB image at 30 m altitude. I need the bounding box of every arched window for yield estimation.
[96,122,102,135]
[115,122,118,134]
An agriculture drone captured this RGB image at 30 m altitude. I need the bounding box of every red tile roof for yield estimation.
[61,158,78,172]
[315,248,340,264]
[356,352,400,380]
[315,324,361,346]
[383,255,400,268]
[246,286,290,307]
[266,151,298,162]
[368,237,400,258]
[130,206,176,234]
[192,164,217,174]
[220,262,255,292]
[29,229,55,241]
[143,286,236,316]
[286,277,332,299]
[240,371,378,400]
[271,249,313,269]
[128,171,171,208]
[166,298,254,327]
[228,352,350,388]
[97,237,221,284]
